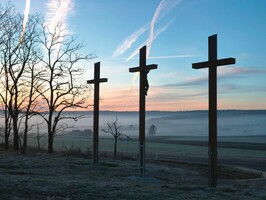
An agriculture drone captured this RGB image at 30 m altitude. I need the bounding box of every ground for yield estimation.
[0,150,265,200]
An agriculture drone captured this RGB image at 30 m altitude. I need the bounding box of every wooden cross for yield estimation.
[129,45,157,176]
[192,34,235,187]
[87,62,108,165]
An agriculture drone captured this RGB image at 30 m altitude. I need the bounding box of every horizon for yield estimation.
[20,109,266,113]
[7,0,266,111]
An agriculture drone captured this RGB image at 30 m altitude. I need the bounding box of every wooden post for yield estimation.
[192,34,235,187]
[129,46,157,176]
[87,62,108,165]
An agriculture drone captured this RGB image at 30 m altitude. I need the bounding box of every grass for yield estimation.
[0,150,265,200]
[26,135,266,159]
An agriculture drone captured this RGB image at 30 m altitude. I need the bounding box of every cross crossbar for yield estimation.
[129,64,157,73]
[87,78,108,84]
[192,58,235,69]
[87,62,108,84]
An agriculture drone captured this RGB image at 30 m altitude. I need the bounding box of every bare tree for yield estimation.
[0,2,15,150]
[148,124,157,136]
[102,117,128,159]
[0,6,25,151]
[36,21,94,153]
[0,4,93,153]
[0,2,42,152]
[18,15,43,154]
[32,122,46,151]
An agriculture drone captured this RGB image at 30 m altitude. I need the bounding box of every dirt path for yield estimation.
[147,137,266,151]
[148,154,266,172]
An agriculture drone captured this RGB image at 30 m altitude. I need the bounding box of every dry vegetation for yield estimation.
[0,149,265,200]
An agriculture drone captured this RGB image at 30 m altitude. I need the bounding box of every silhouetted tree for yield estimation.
[102,117,128,159]
[36,21,94,153]
[32,122,46,151]
[0,3,43,153]
[19,15,43,154]
[0,4,36,151]
[0,4,93,153]
[0,2,16,150]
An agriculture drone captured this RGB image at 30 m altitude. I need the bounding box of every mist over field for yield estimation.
[2,110,264,138]
[50,110,266,137]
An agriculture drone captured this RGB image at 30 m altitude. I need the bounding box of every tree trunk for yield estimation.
[48,131,54,153]
[4,116,9,150]
[37,136,40,151]
[4,106,10,150]
[5,134,9,150]
[13,118,19,151]
[21,133,27,154]
[21,119,29,154]
[114,137,117,159]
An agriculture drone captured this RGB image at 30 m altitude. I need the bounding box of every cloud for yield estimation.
[217,66,251,76]
[162,66,263,88]
[163,76,208,88]
[45,0,73,53]
[45,0,73,33]
[218,66,266,75]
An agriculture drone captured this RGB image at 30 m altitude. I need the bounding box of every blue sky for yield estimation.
[9,0,266,111]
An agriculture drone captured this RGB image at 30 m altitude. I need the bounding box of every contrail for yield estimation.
[19,0,31,44]
[128,0,182,87]
[112,0,181,59]
[126,0,181,61]
[146,0,165,58]
[146,0,182,58]
[149,54,195,59]
[112,24,149,57]
[126,22,172,62]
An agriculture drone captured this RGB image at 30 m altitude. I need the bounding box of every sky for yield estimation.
[8,0,266,111]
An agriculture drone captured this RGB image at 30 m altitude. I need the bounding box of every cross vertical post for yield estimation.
[192,34,235,187]
[129,46,157,176]
[208,35,218,188]
[87,62,108,165]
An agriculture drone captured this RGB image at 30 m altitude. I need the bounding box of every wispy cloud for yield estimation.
[162,66,264,88]
[218,66,266,75]
[19,0,31,44]
[45,0,73,33]
[217,66,250,76]
[45,0,73,53]
[163,76,207,88]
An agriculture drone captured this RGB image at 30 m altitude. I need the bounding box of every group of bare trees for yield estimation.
[0,3,93,153]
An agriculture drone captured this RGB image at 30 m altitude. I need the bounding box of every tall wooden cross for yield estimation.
[192,34,235,187]
[129,46,157,176]
[87,62,108,165]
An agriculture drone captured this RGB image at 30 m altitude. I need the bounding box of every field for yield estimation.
[49,135,266,158]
